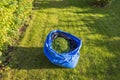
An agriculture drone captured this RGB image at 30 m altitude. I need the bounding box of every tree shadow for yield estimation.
[82,15,120,38]
[10,46,63,70]
[33,0,89,10]
[80,0,120,38]
[84,39,120,79]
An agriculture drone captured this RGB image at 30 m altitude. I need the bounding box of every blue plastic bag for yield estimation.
[44,30,82,68]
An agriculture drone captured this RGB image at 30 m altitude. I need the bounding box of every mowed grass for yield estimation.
[2,0,120,80]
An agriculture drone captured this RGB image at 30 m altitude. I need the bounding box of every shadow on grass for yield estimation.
[33,0,89,10]
[83,39,120,79]
[82,15,120,38]
[10,47,63,69]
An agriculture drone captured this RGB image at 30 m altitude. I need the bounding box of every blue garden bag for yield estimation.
[44,30,82,68]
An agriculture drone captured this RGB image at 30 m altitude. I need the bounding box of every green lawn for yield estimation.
[2,0,120,80]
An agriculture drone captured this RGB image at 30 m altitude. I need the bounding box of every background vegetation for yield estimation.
[91,0,113,7]
[0,0,33,72]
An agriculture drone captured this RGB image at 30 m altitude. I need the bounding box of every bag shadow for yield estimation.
[10,46,63,70]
